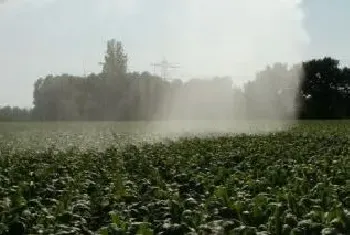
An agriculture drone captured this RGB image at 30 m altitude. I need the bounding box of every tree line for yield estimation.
[1,39,350,121]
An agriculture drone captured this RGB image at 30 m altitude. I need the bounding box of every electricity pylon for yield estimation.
[151,57,180,80]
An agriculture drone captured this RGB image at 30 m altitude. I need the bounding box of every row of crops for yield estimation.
[0,122,350,234]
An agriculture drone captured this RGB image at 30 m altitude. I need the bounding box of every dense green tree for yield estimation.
[299,57,348,119]
[0,105,31,121]
[102,39,128,78]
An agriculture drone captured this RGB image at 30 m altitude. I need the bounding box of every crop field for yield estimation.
[0,121,350,234]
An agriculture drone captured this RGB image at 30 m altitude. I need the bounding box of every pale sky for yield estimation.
[0,0,349,107]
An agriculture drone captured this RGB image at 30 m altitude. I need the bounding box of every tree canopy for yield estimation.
[1,39,350,121]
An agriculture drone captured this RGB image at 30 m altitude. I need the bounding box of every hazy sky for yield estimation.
[0,0,349,107]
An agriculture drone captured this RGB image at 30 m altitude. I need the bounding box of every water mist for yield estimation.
[0,0,310,137]
[146,0,310,135]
